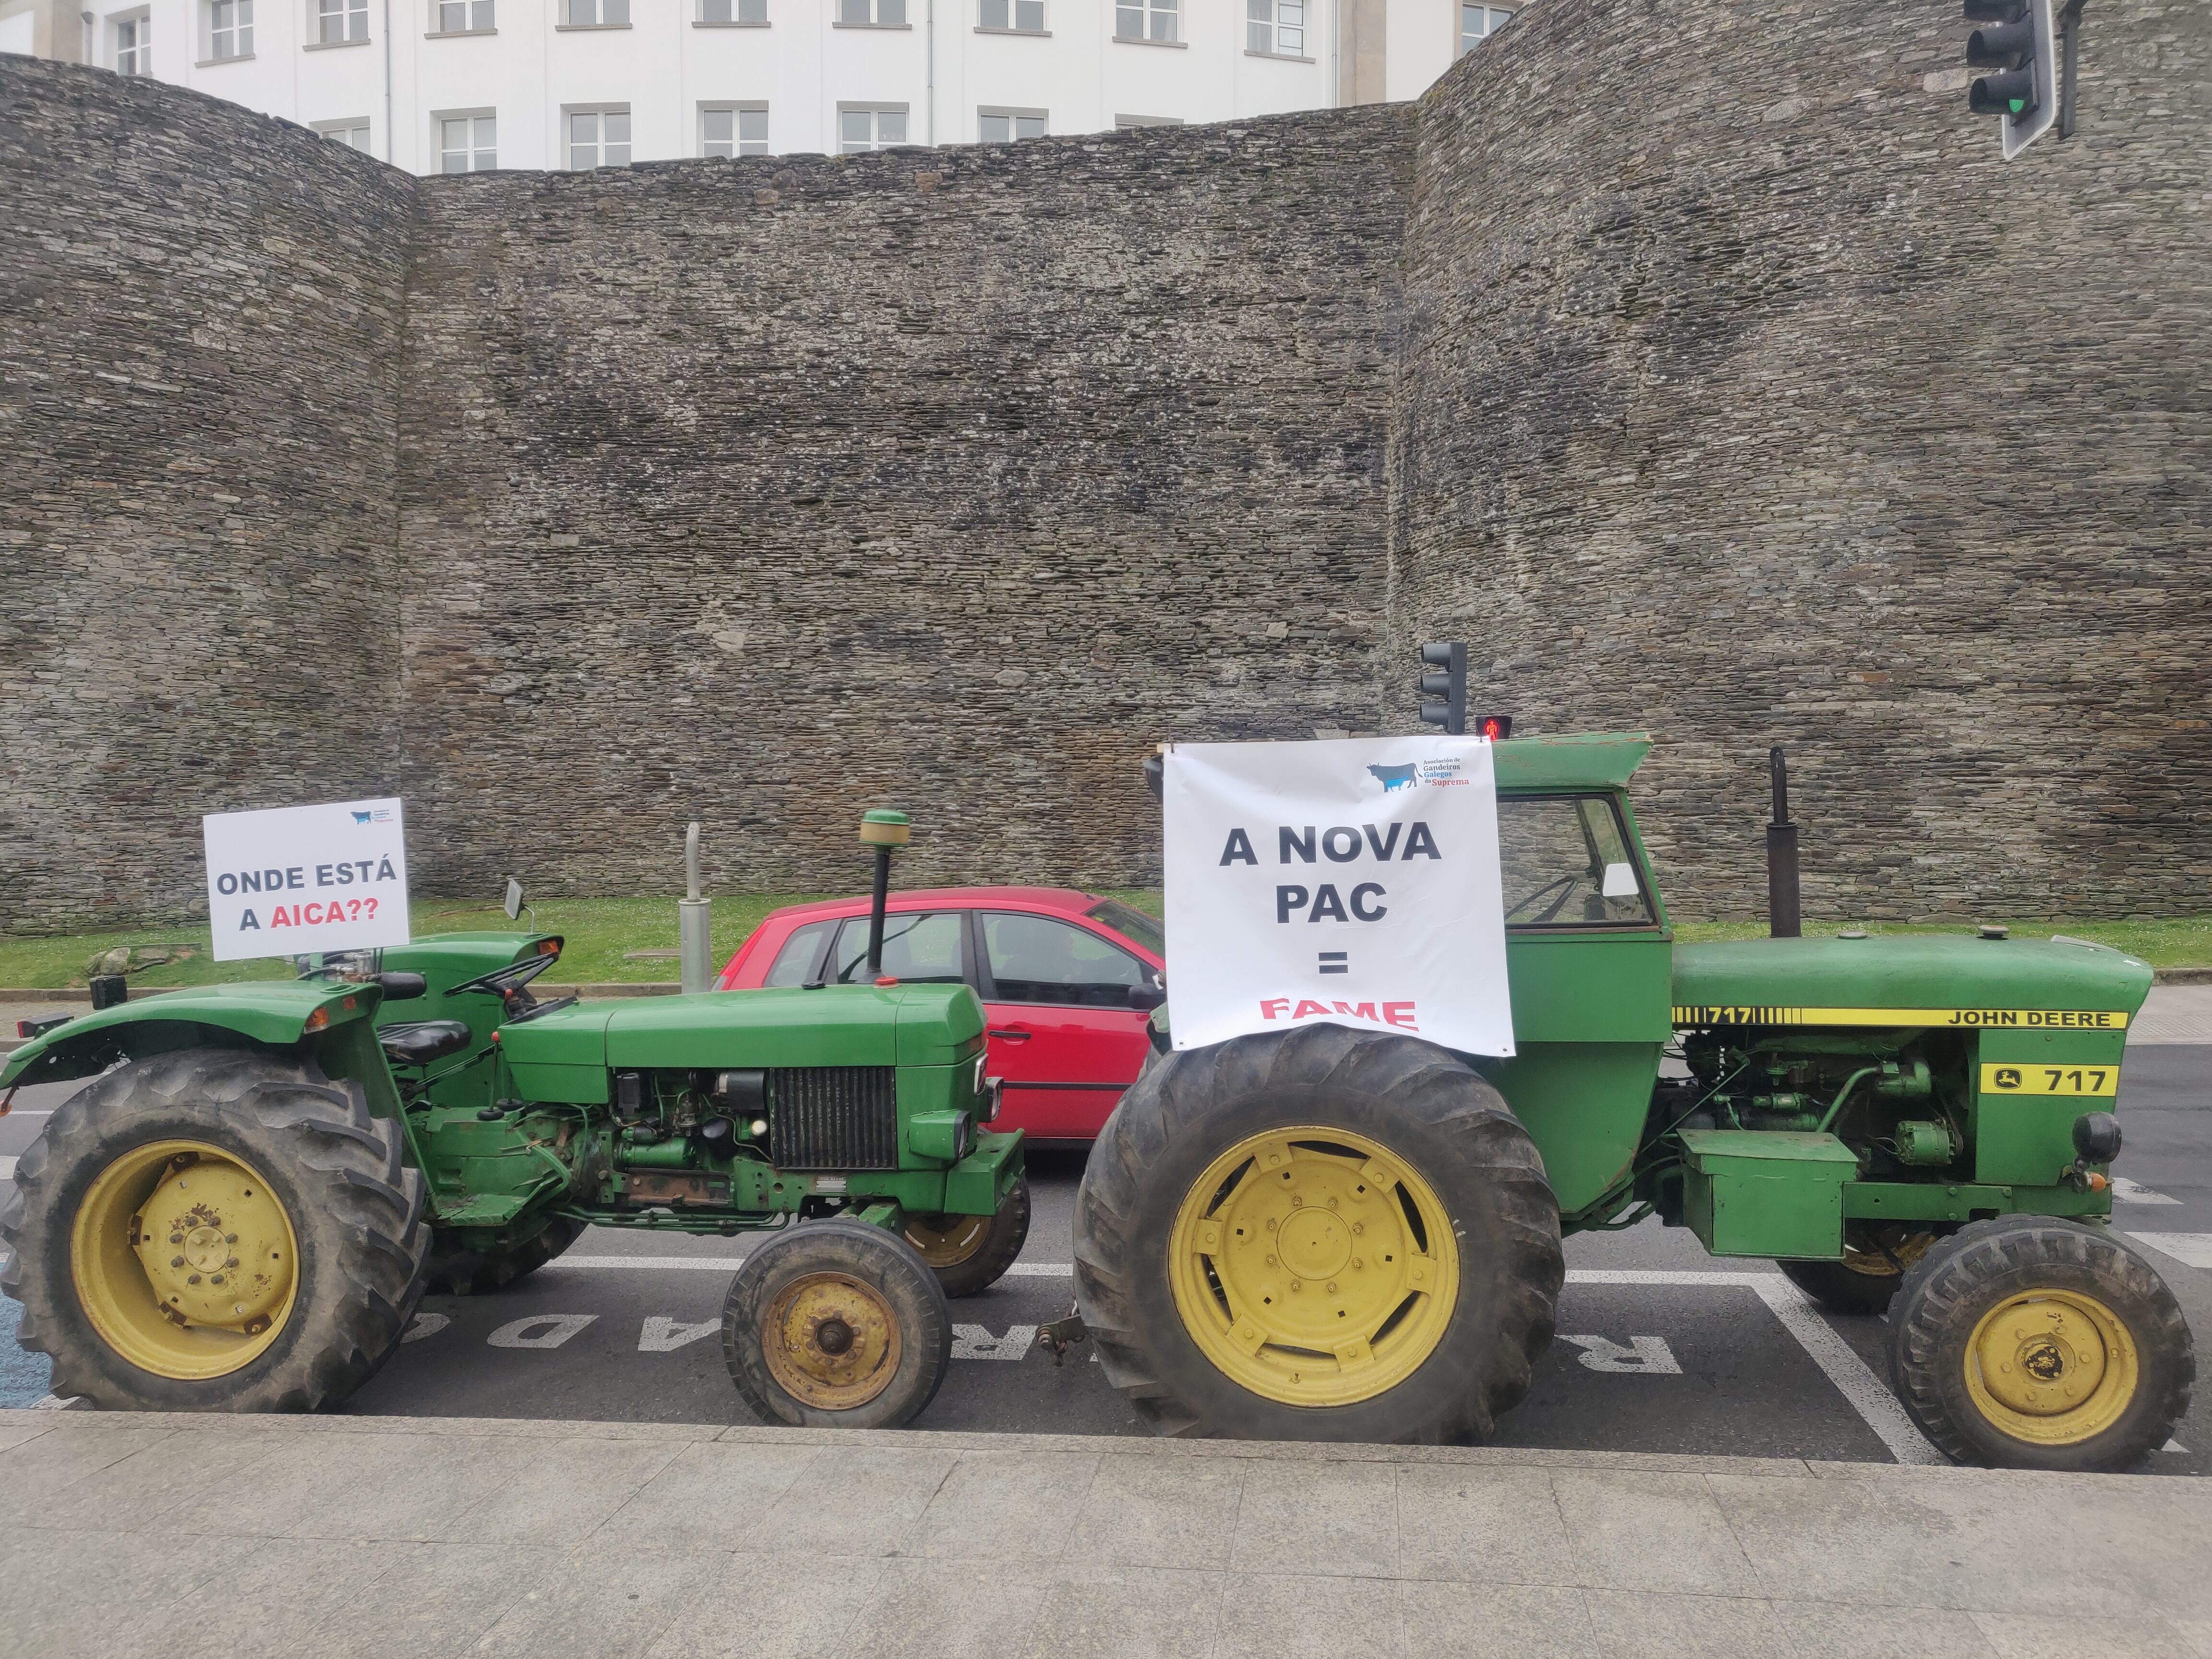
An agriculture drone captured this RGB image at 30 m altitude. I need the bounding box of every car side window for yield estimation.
[982,912,1151,1008]
[827,912,966,984]
[1498,794,1655,927]
[761,920,835,987]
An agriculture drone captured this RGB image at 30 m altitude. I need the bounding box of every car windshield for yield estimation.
[1084,898,1164,958]
[1497,794,1655,928]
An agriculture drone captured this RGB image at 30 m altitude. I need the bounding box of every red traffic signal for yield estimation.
[1475,714,1513,741]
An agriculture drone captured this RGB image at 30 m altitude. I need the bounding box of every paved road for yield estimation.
[4,1046,2208,1473]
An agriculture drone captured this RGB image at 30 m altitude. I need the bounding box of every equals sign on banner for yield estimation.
[1318,951,1349,975]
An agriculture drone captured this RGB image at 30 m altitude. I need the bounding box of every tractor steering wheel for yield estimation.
[446,954,559,1000]
[1505,874,1581,924]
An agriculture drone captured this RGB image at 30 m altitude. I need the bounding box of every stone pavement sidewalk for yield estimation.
[2,1410,2207,1659]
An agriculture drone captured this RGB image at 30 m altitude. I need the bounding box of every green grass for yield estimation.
[2,894,2203,989]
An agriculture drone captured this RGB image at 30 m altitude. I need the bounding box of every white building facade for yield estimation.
[0,0,1522,172]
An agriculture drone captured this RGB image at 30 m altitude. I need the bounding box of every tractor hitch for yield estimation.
[1036,1309,1089,1366]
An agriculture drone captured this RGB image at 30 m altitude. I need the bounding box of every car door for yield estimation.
[974,910,1160,1142]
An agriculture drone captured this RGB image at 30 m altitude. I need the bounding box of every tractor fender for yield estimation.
[1,980,384,1095]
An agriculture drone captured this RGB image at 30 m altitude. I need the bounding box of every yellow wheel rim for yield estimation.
[1168,1127,1460,1408]
[763,1272,902,1410]
[1963,1288,2138,1446]
[70,1140,299,1380]
[1840,1226,1937,1280]
[903,1214,989,1269]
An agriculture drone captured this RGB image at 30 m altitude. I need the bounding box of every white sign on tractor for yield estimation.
[201,797,412,961]
[1160,737,1513,1056]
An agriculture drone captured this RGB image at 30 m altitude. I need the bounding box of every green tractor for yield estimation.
[0,812,1025,1427]
[1073,732,2194,1471]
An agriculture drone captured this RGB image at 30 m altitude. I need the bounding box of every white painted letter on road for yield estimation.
[638,1317,719,1352]
[1560,1334,1682,1374]
[951,1323,1038,1361]
[488,1314,598,1349]
[401,1311,449,1344]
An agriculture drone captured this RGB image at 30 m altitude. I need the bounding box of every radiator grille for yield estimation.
[768,1066,900,1170]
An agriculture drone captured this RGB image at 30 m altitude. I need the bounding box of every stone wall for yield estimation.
[1390,0,2212,918]
[394,111,1413,900]
[0,57,418,931]
[4,0,2208,933]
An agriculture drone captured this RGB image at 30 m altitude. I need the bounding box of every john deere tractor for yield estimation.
[1073,731,2193,1471]
[0,811,1025,1427]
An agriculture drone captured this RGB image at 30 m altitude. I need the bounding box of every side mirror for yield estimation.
[1128,984,1167,1012]
[503,877,525,922]
[377,972,428,1002]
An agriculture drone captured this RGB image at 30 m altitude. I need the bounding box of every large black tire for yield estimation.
[1073,1024,1563,1443]
[0,1046,430,1412]
[903,1176,1031,1298]
[1888,1217,2194,1471]
[425,1215,587,1296]
[721,1219,952,1429]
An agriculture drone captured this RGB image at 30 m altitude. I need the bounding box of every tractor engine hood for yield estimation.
[1671,935,2153,1030]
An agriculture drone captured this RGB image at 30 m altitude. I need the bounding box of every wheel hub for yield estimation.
[903,1213,988,1268]
[1965,1289,2136,1443]
[764,1272,901,1409]
[1169,1129,1459,1408]
[72,1140,299,1380]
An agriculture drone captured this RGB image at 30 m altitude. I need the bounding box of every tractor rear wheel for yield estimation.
[903,1176,1030,1298]
[722,1219,952,1429]
[425,1215,586,1296]
[1073,1024,1562,1443]
[1779,1225,1940,1316]
[0,1046,429,1411]
[1888,1217,2193,1471]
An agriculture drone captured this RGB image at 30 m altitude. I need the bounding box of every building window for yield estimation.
[978,0,1041,29]
[567,108,630,168]
[977,107,1044,142]
[114,12,150,72]
[314,117,372,147]
[700,0,766,19]
[1246,0,1300,54]
[1457,2,1514,55]
[564,0,628,23]
[702,105,767,156]
[207,0,252,58]
[317,0,367,44]
[837,106,907,152]
[439,113,496,171]
[434,0,493,30]
[1114,0,1173,43]
[1114,113,1182,128]
[837,0,905,21]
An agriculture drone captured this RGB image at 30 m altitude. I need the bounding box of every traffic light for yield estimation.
[1473,713,1513,742]
[1965,0,2057,159]
[1418,641,1467,736]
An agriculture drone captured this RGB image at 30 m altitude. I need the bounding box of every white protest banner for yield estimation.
[1161,738,1512,1056]
[202,799,412,961]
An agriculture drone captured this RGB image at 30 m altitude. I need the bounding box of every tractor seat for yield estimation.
[378,1021,475,1067]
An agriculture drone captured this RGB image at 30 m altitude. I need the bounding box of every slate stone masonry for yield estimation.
[1,0,2204,932]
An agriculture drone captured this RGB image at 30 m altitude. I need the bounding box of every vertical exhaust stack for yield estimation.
[858,810,913,980]
[1767,746,1801,939]
[679,821,714,994]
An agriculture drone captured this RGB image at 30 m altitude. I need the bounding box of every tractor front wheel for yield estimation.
[1888,1218,2193,1471]
[722,1219,952,1429]
[903,1176,1031,1298]
[1073,1024,1563,1443]
[0,1046,429,1411]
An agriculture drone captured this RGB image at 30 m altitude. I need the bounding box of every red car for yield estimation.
[716,887,1166,1145]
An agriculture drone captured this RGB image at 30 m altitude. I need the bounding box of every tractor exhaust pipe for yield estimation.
[857,810,913,980]
[1767,746,1801,939]
[679,821,714,994]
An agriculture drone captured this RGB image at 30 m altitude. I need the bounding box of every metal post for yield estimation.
[1766,746,1801,939]
[679,821,713,994]
[865,845,892,978]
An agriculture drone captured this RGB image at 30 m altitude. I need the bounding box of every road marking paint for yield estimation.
[952,1324,1037,1360]
[29,1394,83,1410]
[2112,1177,2182,1205]
[638,1316,718,1352]
[1559,1334,1681,1374]
[487,1313,598,1349]
[549,1256,1084,1274]
[402,1311,449,1344]
[2127,1233,2212,1272]
[0,1158,13,1181]
[1,1110,51,1117]
[2163,1440,2189,1454]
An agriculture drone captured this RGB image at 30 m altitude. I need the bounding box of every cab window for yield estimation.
[982,912,1154,1008]
[1498,794,1655,928]
[827,911,967,984]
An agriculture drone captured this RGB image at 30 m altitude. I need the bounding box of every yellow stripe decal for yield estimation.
[1672,1005,2129,1031]
[1979,1062,2119,1098]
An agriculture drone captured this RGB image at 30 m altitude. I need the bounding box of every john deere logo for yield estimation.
[1994,1067,2022,1089]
